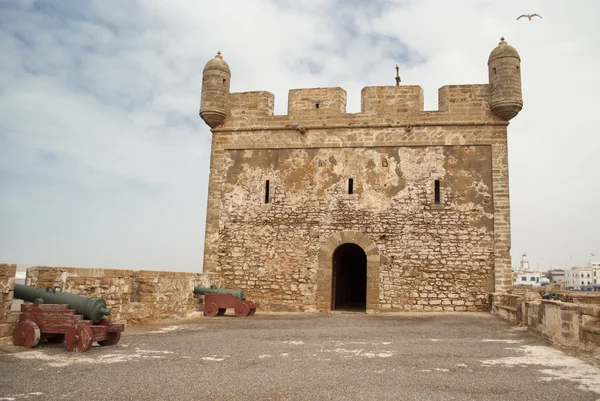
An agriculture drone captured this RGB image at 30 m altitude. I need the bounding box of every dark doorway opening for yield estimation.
[331,243,367,312]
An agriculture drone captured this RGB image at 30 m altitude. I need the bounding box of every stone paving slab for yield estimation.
[1,312,599,400]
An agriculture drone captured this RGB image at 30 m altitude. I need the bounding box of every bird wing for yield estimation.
[516,15,527,20]
[531,13,542,18]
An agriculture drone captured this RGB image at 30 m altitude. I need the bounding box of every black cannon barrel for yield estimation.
[14,284,111,323]
[193,285,245,300]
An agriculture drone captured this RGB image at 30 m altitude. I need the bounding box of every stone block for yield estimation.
[139,293,156,303]
[0,323,13,337]
[7,312,20,324]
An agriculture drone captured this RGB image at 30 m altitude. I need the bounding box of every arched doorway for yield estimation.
[316,231,380,313]
[332,243,367,311]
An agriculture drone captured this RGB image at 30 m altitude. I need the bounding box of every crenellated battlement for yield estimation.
[220,84,498,130]
[200,39,522,130]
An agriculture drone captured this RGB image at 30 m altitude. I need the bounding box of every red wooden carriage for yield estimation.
[202,293,258,317]
[13,303,124,352]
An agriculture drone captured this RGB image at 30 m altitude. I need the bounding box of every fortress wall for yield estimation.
[0,264,18,345]
[203,125,512,313]
[210,125,503,312]
[24,266,220,325]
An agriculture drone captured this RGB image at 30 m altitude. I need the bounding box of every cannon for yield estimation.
[14,284,111,323]
[540,292,558,300]
[193,285,245,299]
[194,285,257,317]
[13,284,123,352]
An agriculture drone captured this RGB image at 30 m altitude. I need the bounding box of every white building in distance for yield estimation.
[513,254,549,287]
[545,269,565,284]
[564,262,600,291]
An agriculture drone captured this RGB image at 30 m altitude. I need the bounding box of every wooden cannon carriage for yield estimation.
[14,303,123,352]
[12,284,124,352]
[194,286,258,317]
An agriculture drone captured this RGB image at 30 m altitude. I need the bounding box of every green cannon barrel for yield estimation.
[539,291,558,300]
[193,285,245,300]
[14,284,111,323]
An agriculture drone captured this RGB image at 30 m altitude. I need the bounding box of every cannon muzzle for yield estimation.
[193,285,245,300]
[14,284,111,323]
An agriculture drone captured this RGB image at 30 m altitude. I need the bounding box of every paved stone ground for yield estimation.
[1,312,599,400]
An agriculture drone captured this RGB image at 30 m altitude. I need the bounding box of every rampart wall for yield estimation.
[221,85,497,130]
[0,266,220,334]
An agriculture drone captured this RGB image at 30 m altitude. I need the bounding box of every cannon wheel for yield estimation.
[13,321,41,348]
[97,318,121,346]
[234,302,250,317]
[204,302,219,317]
[217,308,226,316]
[65,323,94,352]
[46,334,65,344]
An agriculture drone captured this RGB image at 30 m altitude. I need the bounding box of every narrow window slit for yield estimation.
[348,178,354,195]
[315,103,320,109]
[434,180,441,204]
[265,180,270,203]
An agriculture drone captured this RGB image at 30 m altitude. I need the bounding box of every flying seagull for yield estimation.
[517,13,542,21]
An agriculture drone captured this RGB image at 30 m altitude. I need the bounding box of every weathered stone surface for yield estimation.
[208,142,500,312]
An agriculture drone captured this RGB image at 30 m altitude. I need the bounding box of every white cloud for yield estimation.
[0,0,598,271]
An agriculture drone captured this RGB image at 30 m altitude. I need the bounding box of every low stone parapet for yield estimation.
[24,266,221,326]
[491,291,600,358]
[489,293,523,323]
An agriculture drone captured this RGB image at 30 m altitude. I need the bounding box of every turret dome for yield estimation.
[203,52,231,74]
[488,38,520,64]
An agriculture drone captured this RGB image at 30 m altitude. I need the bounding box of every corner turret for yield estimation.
[488,38,523,121]
[200,52,231,128]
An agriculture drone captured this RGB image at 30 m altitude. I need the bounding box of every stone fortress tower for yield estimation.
[199,38,523,312]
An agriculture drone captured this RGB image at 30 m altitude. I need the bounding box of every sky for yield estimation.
[0,0,598,273]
